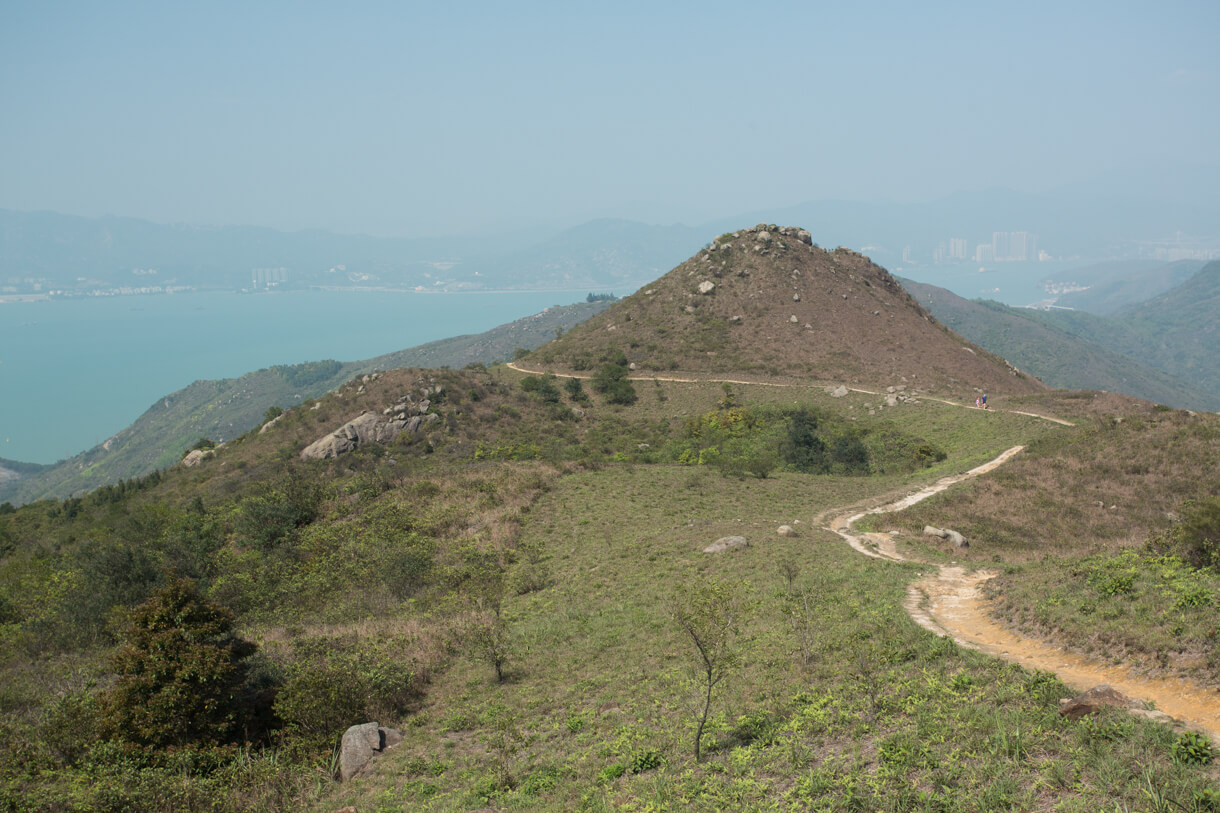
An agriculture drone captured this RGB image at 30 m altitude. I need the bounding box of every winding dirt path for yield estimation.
[506,363,1219,729]
[829,447,1220,741]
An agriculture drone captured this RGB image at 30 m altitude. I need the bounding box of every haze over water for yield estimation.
[0,290,575,465]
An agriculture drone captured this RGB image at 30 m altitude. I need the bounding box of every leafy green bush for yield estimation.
[236,471,324,551]
[1172,497,1220,569]
[520,374,561,403]
[274,636,420,744]
[100,577,258,748]
[591,351,637,405]
[1172,730,1214,765]
[782,409,828,473]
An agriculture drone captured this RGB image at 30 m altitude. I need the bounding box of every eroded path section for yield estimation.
[829,447,1220,741]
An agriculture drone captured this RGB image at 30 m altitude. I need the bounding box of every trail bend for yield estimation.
[829,446,1220,742]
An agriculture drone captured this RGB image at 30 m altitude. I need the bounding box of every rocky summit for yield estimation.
[528,224,1047,400]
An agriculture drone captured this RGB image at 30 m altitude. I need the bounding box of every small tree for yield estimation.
[591,350,636,405]
[782,409,828,473]
[564,376,588,402]
[468,600,513,683]
[101,577,257,748]
[671,577,751,761]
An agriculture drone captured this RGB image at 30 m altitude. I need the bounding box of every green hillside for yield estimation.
[0,301,611,506]
[901,278,1220,411]
[1053,259,1202,315]
[2,230,1218,811]
[1030,261,1220,400]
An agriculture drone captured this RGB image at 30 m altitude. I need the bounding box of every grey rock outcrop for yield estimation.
[1058,685,1143,720]
[181,448,214,467]
[301,411,409,460]
[923,525,968,548]
[339,722,404,781]
[777,525,798,538]
[703,535,749,554]
[258,414,285,434]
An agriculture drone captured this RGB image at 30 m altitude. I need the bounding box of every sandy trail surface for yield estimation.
[829,447,1220,741]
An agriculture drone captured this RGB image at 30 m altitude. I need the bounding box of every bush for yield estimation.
[520,375,561,403]
[236,471,324,551]
[274,637,421,744]
[1173,497,1220,569]
[280,359,342,388]
[100,577,259,748]
[1172,730,1214,765]
[782,409,828,473]
[591,351,637,405]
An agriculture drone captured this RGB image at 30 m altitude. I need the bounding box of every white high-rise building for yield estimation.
[991,231,1037,261]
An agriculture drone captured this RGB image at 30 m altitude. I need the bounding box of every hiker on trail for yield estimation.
[982,393,988,410]
[976,396,982,408]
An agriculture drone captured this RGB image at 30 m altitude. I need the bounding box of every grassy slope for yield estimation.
[325,440,1217,811]
[901,277,1220,412]
[0,301,611,506]
[3,367,1218,810]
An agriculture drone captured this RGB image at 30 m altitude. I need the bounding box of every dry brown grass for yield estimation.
[526,225,1048,402]
[881,396,1220,562]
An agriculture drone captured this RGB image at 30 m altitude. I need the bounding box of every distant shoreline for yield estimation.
[0,286,632,304]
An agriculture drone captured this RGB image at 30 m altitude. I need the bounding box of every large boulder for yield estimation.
[339,722,404,781]
[180,449,212,468]
[923,525,968,548]
[703,535,749,554]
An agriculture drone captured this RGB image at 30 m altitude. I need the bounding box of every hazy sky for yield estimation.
[2,1,1217,238]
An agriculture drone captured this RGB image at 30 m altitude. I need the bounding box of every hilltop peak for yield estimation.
[528,225,1046,399]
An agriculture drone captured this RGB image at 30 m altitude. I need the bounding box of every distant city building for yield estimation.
[949,237,968,260]
[991,231,1037,261]
[251,267,289,288]
[975,243,994,263]
[902,246,914,263]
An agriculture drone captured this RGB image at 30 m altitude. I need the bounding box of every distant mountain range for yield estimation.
[903,260,1220,412]
[5,168,1218,296]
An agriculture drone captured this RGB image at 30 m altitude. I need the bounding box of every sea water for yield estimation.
[0,290,581,464]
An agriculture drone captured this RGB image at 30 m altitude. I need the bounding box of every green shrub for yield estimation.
[274,637,420,743]
[591,351,637,405]
[1172,730,1215,765]
[629,748,662,773]
[280,359,342,388]
[520,375,561,403]
[782,409,828,473]
[1173,497,1220,569]
[100,577,258,748]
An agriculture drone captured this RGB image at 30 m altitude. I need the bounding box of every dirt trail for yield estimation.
[829,446,1220,741]
[505,362,1075,426]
